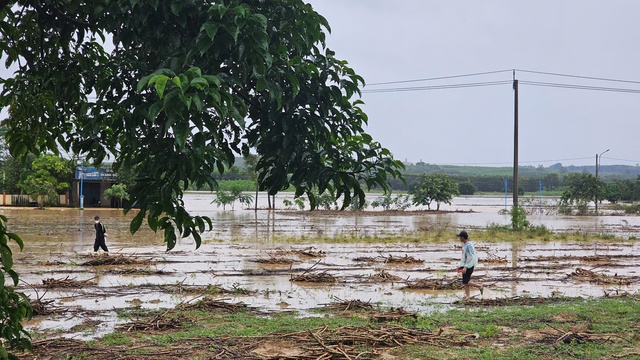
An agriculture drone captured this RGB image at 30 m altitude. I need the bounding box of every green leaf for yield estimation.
[136,73,155,93]
[148,102,164,122]
[171,76,182,88]
[165,227,177,250]
[201,22,220,40]
[7,269,19,286]
[190,77,208,89]
[0,243,13,270]
[193,231,202,249]
[130,211,144,234]
[174,121,190,147]
[7,233,24,250]
[154,76,169,99]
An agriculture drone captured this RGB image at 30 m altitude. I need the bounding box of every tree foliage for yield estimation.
[0,215,32,359]
[0,0,403,250]
[103,183,130,208]
[409,174,459,211]
[559,173,603,212]
[18,154,70,208]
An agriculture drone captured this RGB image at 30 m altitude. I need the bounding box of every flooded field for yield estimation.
[4,192,640,341]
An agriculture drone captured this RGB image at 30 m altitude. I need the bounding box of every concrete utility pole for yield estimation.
[513,71,519,208]
[595,148,609,213]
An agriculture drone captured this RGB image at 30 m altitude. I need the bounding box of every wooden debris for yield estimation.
[179,297,251,313]
[568,268,633,285]
[250,256,295,265]
[290,271,337,283]
[79,255,152,266]
[30,298,58,316]
[371,307,418,323]
[383,254,424,264]
[352,256,379,262]
[482,250,508,264]
[459,296,578,306]
[325,297,374,312]
[119,309,185,332]
[369,270,403,282]
[41,276,96,289]
[403,278,462,290]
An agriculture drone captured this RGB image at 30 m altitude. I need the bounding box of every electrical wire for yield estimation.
[366,69,513,86]
[515,69,640,85]
[519,81,640,94]
[362,80,512,93]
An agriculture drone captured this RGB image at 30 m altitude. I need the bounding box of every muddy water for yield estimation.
[4,193,640,340]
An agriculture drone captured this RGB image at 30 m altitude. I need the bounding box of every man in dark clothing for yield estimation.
[94,215,108,252]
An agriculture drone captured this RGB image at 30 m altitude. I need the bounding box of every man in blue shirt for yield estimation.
[457,230,483,300]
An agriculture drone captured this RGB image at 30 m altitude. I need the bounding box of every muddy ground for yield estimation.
[4,205,640,359]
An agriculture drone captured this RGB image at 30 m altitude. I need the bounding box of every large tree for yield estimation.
[0,0,403,249]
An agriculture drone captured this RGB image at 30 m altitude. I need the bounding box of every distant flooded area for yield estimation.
[3,192,639,340]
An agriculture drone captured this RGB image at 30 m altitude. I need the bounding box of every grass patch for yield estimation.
[29,297,640,359]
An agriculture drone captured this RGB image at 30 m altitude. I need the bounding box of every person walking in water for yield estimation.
[94,215,108,253]
[456,230,482,300]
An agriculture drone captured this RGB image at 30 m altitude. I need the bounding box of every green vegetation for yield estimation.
[0,216,32,358]
[17,154,70,208]
[103,183,130,209]
[1,0,404,254]
[72,297,640,359]
[409,173,459,210]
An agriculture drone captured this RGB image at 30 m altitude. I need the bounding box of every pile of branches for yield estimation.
[482,250,508,264]
[104,268,170,275]
[80,255,153,266]
[539,324,616,346]
[290,260,337,283]
[290,271,337,283]
[30,298,59,316]
[568,268,633,285]
[352,256,379,262]
[458,296,577,306]
[41,276,96,289]
[291,247,326,258]
[250,256,295,265]
[324,297,374,312]
[371,308,417,323]
[383,254,423,264]
[179,297,252,314]
[271,325,469,359]
[118,309,185,332]
[369,270,403,282]
[403,278,462,290]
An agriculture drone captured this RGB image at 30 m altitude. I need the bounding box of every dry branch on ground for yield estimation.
[369,270,403,282]
[41,276,96,288]
[568,268,634,285]
[79,255,153,266]
[403,278,462,290]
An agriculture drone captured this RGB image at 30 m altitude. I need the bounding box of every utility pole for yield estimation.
[513,70,519,208]
[595,149,609,214]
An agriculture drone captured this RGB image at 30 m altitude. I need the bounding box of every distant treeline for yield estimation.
[206,158,640,194]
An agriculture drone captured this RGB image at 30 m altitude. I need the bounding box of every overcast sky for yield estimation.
[306,1,640,167]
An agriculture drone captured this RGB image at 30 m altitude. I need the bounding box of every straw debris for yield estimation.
[568,268,633,285]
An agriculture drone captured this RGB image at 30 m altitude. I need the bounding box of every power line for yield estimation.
[429,156,595,166]
[520,81,640,94]
[515,69,640,85]
[366,69,512,87]
[362,80,512,93]
[606,157,640,164]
